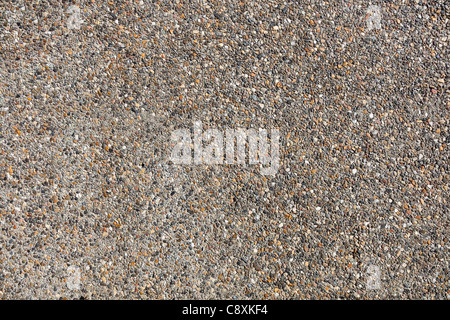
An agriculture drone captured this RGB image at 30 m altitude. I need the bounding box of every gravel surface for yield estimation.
[0,0,448,299]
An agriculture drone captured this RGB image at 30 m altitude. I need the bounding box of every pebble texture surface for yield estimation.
[0,0,448,299]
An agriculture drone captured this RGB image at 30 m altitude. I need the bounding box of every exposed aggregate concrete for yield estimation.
[0,0,448,299]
